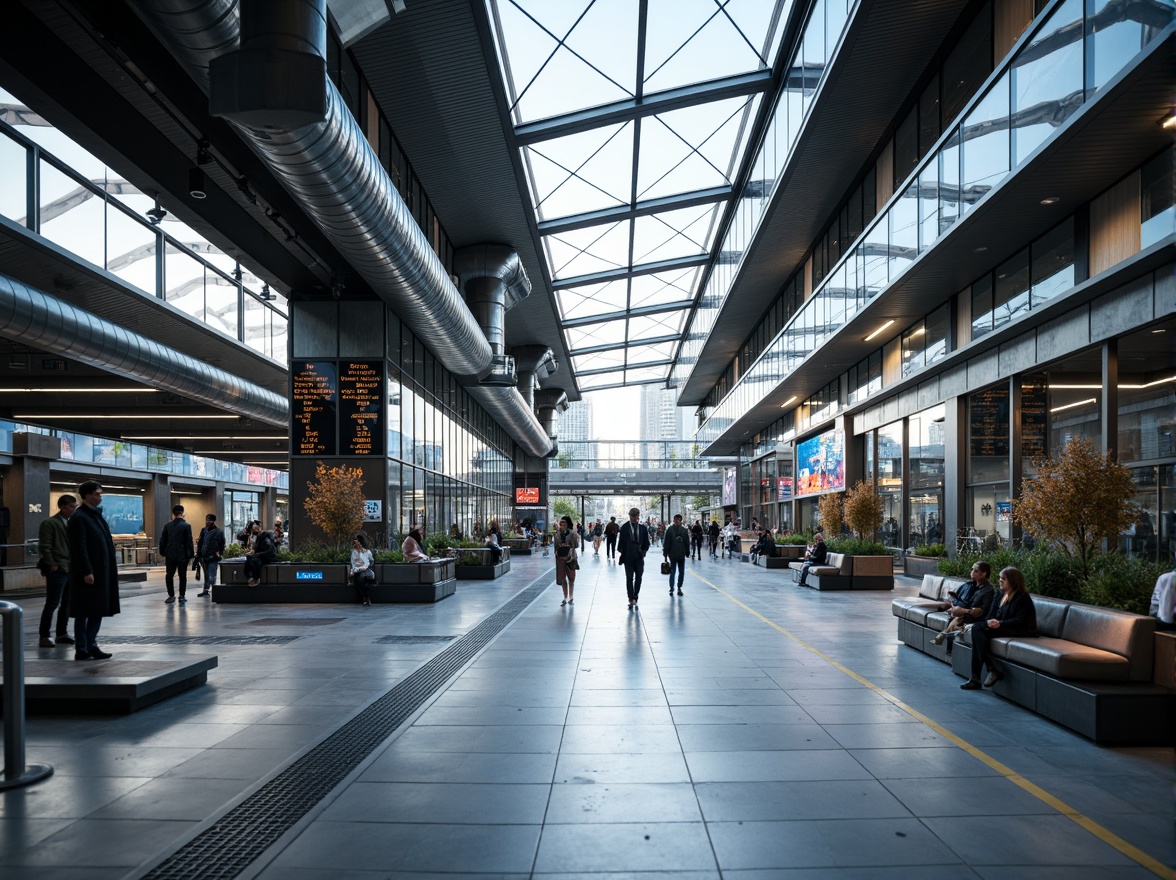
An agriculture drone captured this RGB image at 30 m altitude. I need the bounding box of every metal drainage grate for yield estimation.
[246,618,346,627]
[142,579,550,880]
[101,635,301,646]
[374,635,457,644]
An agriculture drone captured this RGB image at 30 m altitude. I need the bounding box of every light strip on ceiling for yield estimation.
[863,320,894,342]
[15,414,240,420]
[0,388,160,393]
[1050,397,1097,414]
[779,395,797,408]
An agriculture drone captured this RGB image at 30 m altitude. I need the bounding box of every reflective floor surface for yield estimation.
[1,550,1171,878]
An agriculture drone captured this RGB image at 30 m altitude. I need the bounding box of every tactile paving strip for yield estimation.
[141,579,549,879]
[101,635,300,645]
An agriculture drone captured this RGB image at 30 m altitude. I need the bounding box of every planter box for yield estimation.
[903,555,943,578]
[264,563,348,585]
[851,555,895,590]
[377,558,456,585]
[219,560,247,584]
[211,579,456,604]
[456,560,511,580]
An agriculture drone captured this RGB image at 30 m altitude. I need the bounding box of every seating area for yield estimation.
[215,559,457,603]
[788,553,894,590]
[894,575,1175,744]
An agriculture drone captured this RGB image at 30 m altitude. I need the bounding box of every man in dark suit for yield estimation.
[159,504,194,605]
[617,507,650,610]
[67,481,120,661]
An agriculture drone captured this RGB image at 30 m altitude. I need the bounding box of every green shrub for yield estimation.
[914,543,946,557]
[457,552,481,566]
[776,534,810,545]
[281,542,350,564]
[426,533,453,556]
[828,538,889,555]
[374,549,404,564]
[1081,554,1169,616]
[1023,549,1084,601]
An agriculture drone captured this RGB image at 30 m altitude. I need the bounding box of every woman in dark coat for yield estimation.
[67,481,120,660]
[961,566,1036,689]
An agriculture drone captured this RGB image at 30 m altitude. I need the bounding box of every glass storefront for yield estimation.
[877,421,903,549]
[908,405,945,547]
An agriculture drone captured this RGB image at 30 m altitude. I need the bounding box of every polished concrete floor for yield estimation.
[0,550,1171,878]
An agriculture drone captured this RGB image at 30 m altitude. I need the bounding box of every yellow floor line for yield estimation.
[692,572,1171,879]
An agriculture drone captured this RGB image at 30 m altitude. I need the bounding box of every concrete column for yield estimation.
[8,456,52,559]
[1102,340,1118,459]
[944,397,967,558]
[145,474,171,550]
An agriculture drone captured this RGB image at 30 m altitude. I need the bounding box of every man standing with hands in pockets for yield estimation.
[618,507,650,610]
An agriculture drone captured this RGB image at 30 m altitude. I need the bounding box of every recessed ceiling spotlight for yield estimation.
[1040,196,1060,205]
[974,246,988,252]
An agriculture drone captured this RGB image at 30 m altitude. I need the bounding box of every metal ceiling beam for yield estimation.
[562,299,693,328]
[514,69,774,146]
[570,333,679,356]
[553,254,709,290]
[583,376,668,390]
[538,185,731,236]
[577,358,672,377]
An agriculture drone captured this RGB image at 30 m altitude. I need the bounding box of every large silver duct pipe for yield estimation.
[535,388,569,441]
[467,384,552,458]
[130,0,493,379]
[513,345,555,410]
[453,244,529,387]
[209,0,328,130]
[0,272,288,425]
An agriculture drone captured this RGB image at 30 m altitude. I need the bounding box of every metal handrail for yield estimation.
[0,600,53,789]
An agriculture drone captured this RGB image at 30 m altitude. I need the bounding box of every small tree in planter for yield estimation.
[1014,437,1137,577]
[304,462,366,552]
[817,492,844,538]
[843,480,884,540]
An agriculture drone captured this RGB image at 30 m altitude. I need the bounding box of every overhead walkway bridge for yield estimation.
[548,441,724,496]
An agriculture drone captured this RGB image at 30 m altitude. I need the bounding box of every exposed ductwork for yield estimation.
[513,344,556,410]
[209,0,329,130]
[451,244,551,456]
[535,388,569,452]
[130,0,493,380]
[129,1,558,457]
[453,244,530,387]
[0,272,289,426]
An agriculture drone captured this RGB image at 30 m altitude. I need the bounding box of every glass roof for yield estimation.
[487,0,791,390]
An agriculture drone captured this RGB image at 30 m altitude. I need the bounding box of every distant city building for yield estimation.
[639,386,693,442]
[556,399,594,467]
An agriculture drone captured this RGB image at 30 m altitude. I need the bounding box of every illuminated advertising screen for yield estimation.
[721,467,737,507]
[515,487,540,504]
[795,429,846,497]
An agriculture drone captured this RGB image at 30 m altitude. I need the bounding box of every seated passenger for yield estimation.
[350,534,376,606]
[931,561,995,650]
[244,523,278,587]
[796,531,828,586]
[485,529,502,565]
[961,566,1037,690]
[401,527,429,563]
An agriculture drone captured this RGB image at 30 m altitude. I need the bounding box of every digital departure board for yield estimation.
[515,487,539,504]
[292,361,337,456]
[339,361,384,456]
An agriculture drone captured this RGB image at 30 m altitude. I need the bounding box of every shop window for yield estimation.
[1141,148,1174,249]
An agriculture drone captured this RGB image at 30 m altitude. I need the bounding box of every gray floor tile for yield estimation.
[670,704,809,724]
[545,782,701,823]
[695,780,912,821]
[554,751,691,785]
[0,776,150,819]
[0,818,196,867]
[89,777,247,820]
[391,725,564,753]
[677,722,840,751]
[923,814,1137,865]
[849,747,1002,779]
[558,724,679,753]
[319,782,550,825]
[685,749,873,782]
[563,705,674,726]
[821,721,952,749]
[359,750,558,784]
[882,776,1057,817]
[709,818,963,870]
[533,822,717,872]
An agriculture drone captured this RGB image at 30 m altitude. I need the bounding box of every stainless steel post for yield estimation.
[0,600,53,790]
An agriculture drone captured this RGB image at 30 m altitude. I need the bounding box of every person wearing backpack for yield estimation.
[663,513,690,597]
[195,514,226,598]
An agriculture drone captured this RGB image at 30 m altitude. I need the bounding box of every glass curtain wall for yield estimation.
[877,422,903,550]
[908,404,946,548]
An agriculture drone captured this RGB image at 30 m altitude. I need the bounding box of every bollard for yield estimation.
[0,600,53,790]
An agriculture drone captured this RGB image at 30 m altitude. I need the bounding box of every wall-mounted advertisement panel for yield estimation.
[721,467,737,507]
[795,429,846,497]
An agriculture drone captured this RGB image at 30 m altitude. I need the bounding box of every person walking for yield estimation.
[159,504,194,604]
[592,519,603,556]
[618,507,650,610]
[195,514,226,598]
[663,513,690,597]
[554,515,579,606]
[67,481,120,661]
[604,516,619,562]
[690,519,704,561]
[707,519,720,558]
[37,494,77,648]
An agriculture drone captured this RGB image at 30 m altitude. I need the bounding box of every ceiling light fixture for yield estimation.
[15,414,240,420]
[1040,196,1060,205]
[864,320,894,342]
[780,395,797,408]
[1159,111,1176,130]
[1050,397,1096,414]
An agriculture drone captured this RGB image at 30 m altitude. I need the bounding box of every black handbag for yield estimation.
[660,561,671,575]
